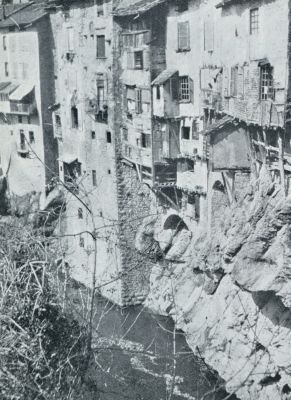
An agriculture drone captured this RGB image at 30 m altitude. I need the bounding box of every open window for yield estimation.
[71,106,78,128]
[64,159,81,193]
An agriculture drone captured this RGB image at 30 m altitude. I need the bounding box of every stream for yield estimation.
[71,291,238,400]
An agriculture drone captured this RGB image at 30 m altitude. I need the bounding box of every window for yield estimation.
[96,35,105,58]
[179,76,193,102]
[20,130,25,150]
[141,132,151,148]
[135,88,142,114]
[177,21,190,51]
[78,208,83,219]
[29,131,35,144]
[204,18,214,51]
[19,63,28,79]
[107,169,111,174]
[91,130,96,139]
[156,85,161,100]
[3,35,6,51]
[192,120,199,139]
[97,0,104,16]
[97,79,105,107]
[106,131,112,143]
[181,126,190,140]
[71,106,78,128]
[175,0,188,12]
[260,65,274,100]
[67,27,74,52]
[92,170,97,186]
[4,62,8,77]
[250,8,259,35]
[55,114,61,127]
[134,51,143,69]
[123,127,128,141]
[79,237,85,247]
[18,116,22,124]
[27,116,31,124]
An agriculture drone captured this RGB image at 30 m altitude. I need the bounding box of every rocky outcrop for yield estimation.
[142,166,291,400]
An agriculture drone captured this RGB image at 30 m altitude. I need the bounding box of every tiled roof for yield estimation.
[113,0,166,16]
[0,2,47,29]
[205,115,236,135]
[152,69,178,85]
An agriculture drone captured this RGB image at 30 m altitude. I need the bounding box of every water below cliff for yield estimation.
[74,293,237,400]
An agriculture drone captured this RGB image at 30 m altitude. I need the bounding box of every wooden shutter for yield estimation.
[135,88,142,113]
[97,35,105,58]
[127,50,134,69]
[189,77,194,103]
[237,66,244,98]
[222,67,230,97]
[230,66,238,97]
[178,21,190,50]
[67,27,74,52]
[170,74,179,100]
[204,18,214,51]
[143,49,150,71]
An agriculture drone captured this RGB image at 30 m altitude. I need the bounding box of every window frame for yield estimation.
[29,131,35,144]
[92,170,97,187]
[177,21,190,52]
[134,51,143,70]
[179,76,193,103]
[96,35,106,58]
[250,8,259,35]
[260,64,274,101]
[71,106,79,129]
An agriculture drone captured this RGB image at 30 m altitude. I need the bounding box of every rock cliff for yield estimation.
[138,166,291,400]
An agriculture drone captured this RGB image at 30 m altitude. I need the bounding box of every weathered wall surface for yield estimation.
[143,165,291,400]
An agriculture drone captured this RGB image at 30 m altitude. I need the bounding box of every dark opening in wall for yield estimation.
[106,131,112,143]
[164,214,188,231]
[71,106,78,128]
[181,126,190,140]
[78,208,83,219]
[91,131,96,139]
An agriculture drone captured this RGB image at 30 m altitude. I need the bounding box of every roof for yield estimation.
[0,82,19,95]
[152,69,178,85]
[113,0,166,16]
[205,115,235,135]
[0,2,47,29]
[9,83,34,101]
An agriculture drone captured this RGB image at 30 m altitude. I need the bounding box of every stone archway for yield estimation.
[163,214,188,232]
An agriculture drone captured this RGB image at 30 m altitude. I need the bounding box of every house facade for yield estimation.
[0,3,57,206]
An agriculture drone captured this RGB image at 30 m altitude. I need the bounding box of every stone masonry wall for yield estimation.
[116,163,154,305]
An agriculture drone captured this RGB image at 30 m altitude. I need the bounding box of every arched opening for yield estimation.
[163,214,188,232]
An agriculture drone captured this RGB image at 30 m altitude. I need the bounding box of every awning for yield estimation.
[58,154,78,164]
[9,83,34,101]
[0,82,19,95]
[152,70,178,85]
[258,58,270,67]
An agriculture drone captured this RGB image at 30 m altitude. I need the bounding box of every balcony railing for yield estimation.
[122,143,152,167]
[10,102,36,115]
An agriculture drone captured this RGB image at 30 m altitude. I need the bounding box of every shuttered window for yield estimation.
[134,51,143,69]
[230,66,244,98]
[96,35,105,58]
[67,27,74,52]
[177,21,190,51]
[135,88,142,114]
[204,18,214,51]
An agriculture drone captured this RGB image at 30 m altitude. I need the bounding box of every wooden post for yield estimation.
[278,130,286,195]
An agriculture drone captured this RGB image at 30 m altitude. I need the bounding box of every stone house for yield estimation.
[0,2,57,206]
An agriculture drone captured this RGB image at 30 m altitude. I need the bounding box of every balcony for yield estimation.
[54,124,62,140]
[122,143,152,168]
[10,102,36,115]
[154,161,176,186]
[200,89,222,112]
